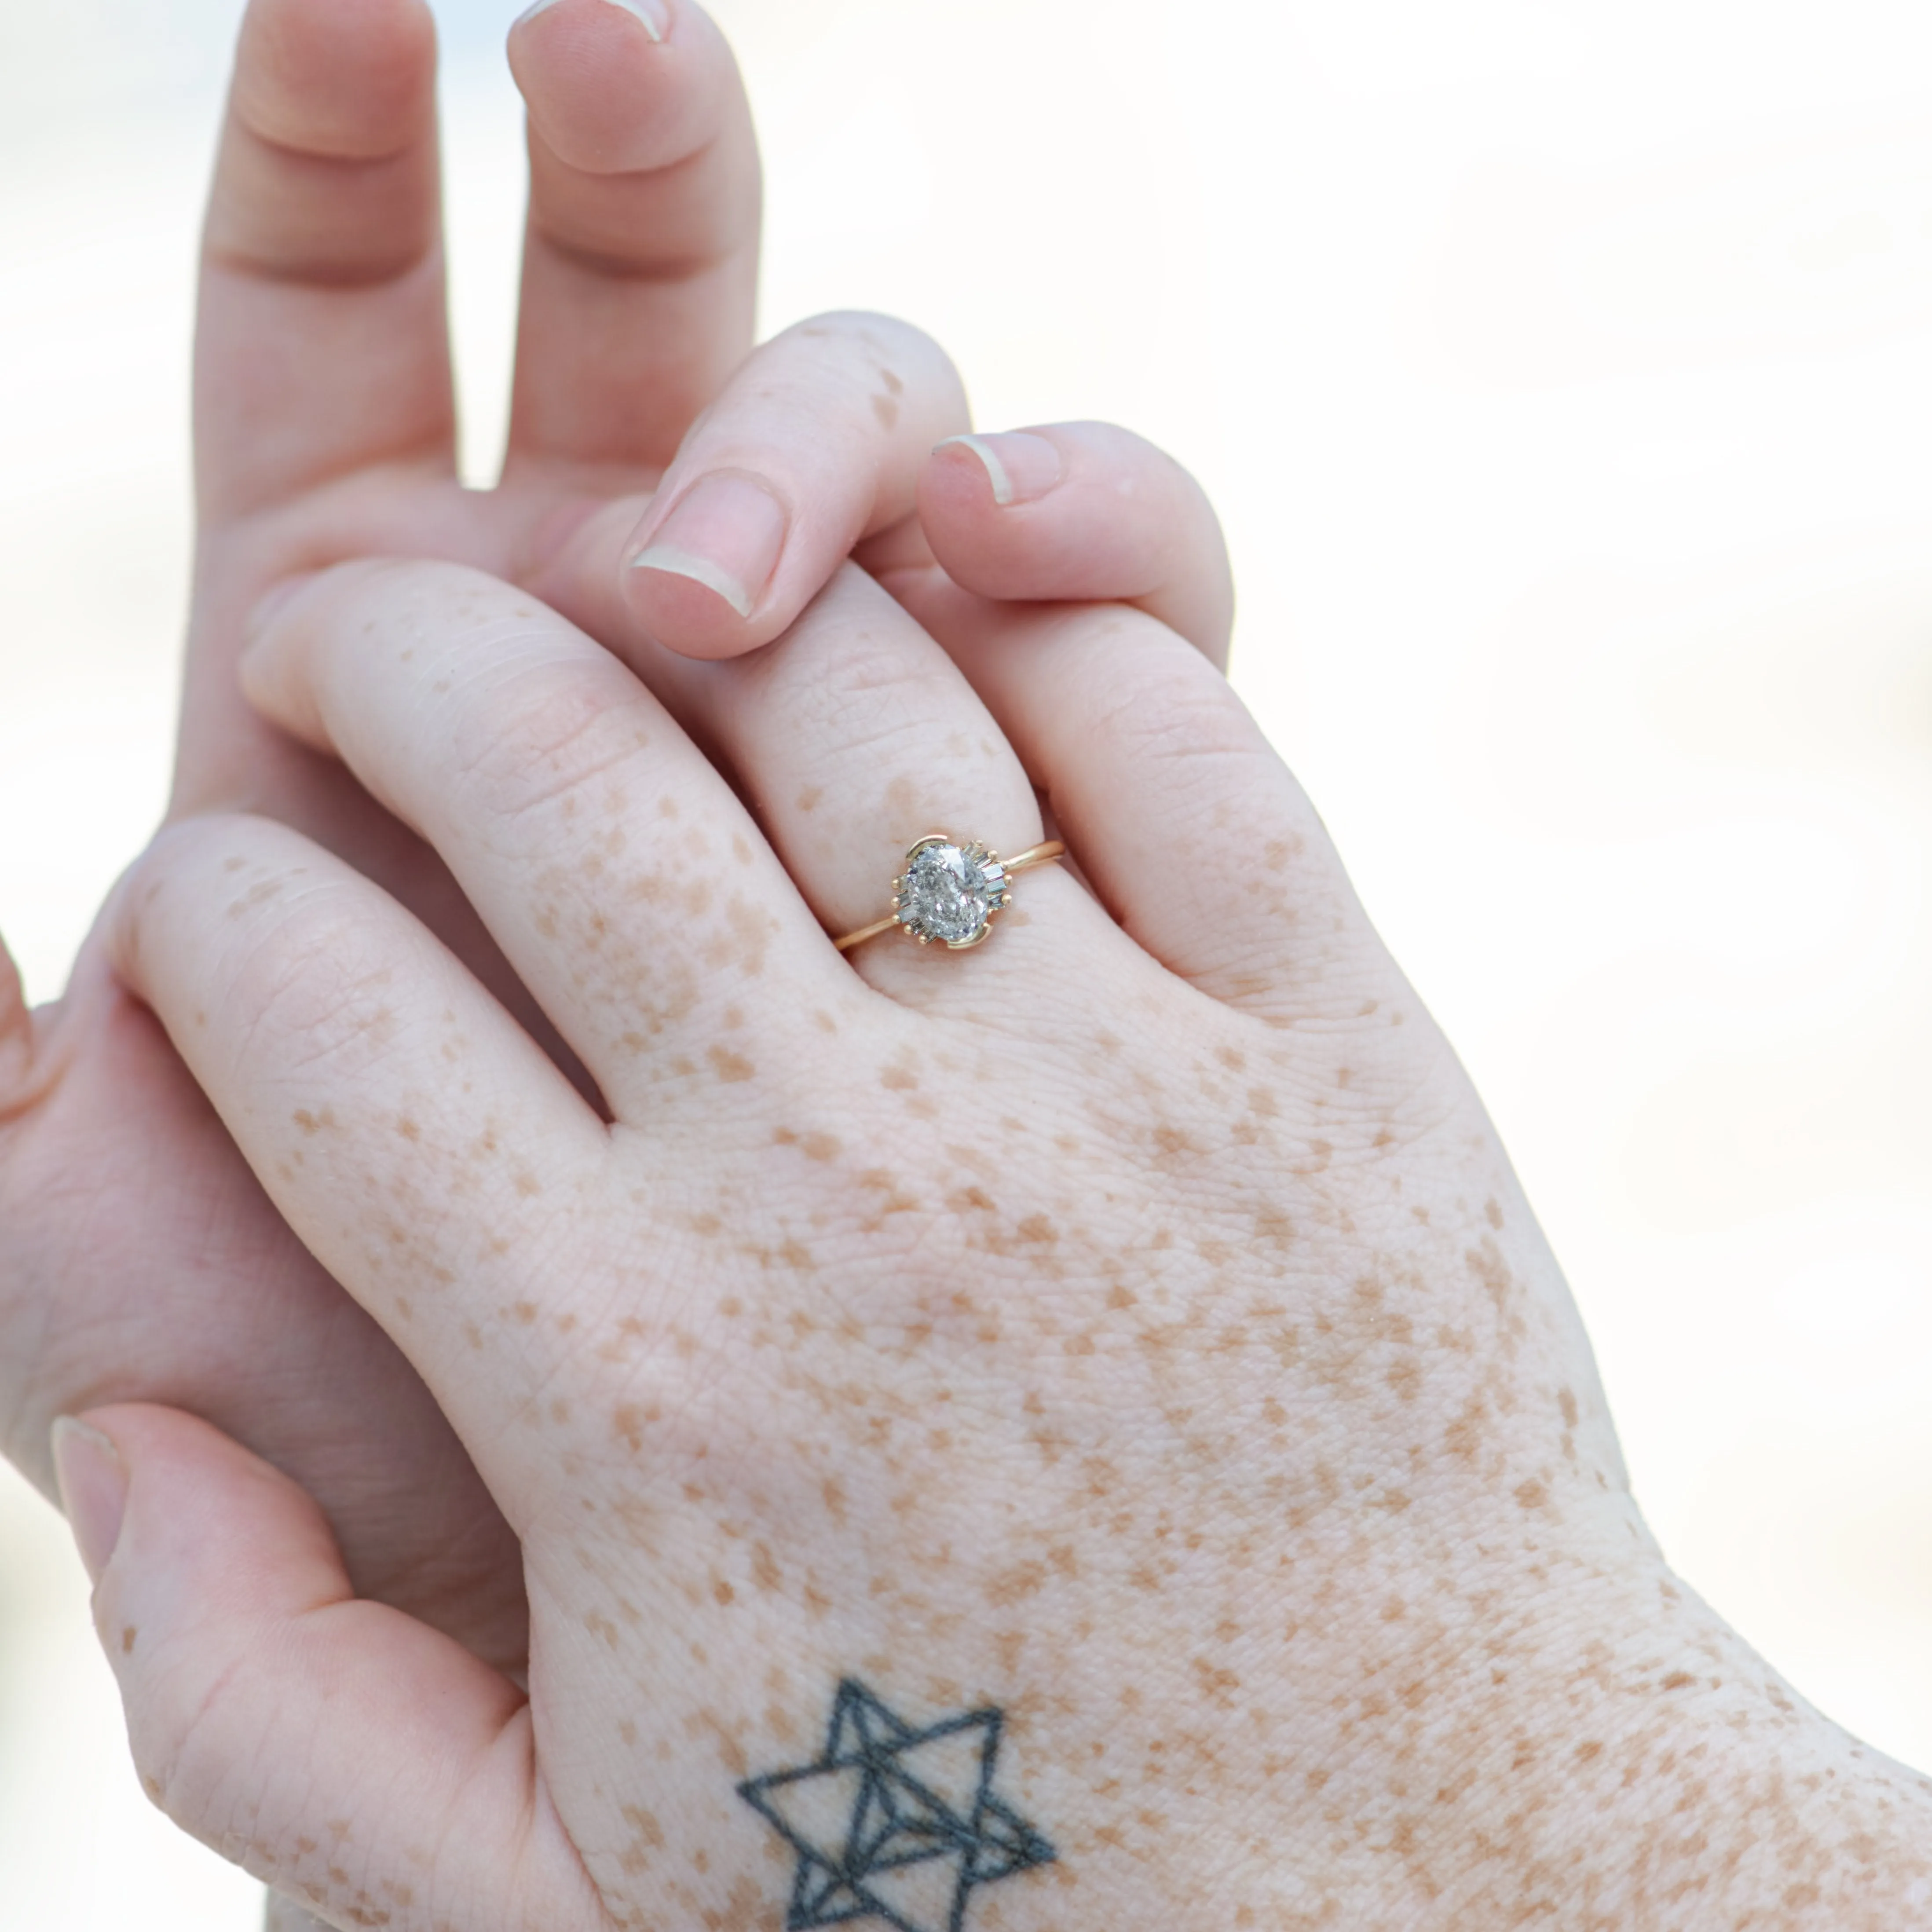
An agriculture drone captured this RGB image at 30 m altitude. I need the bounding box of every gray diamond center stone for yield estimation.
[896,839,1007,948]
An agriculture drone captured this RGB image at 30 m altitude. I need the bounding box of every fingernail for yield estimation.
[516,0,667,41]
[51,1417,128,1586]
[629,473,790,620]
[934,432,1065,508]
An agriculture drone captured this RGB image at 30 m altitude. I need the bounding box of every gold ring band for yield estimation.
[834,835,1067,953]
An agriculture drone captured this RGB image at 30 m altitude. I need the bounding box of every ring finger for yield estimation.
[608,563,1134,1012]
[504,0,761,472]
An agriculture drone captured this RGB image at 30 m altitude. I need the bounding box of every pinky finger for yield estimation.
[51,1405,602,1932]
[909,421,1234,667]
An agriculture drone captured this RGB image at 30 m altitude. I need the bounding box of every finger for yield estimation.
[197,0,453,522]
[0,933,531,1679]
[55,1407,600,1932]
[531,312,969,661]
[505,0,761,471]
[0,922,31,1097]
[613,565,1126,1013]
[890,578,1390,1019]
[265,1897,331,1932]
[240,560,847,1105]
[914,422,1236,668]
[109,815,611,1475]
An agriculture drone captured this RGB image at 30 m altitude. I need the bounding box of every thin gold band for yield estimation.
[834,839,1067,953]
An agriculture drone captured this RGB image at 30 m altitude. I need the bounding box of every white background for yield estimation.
[2,0,1930,1922]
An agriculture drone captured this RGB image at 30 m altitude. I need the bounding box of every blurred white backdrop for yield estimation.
[3,0,1931,1923]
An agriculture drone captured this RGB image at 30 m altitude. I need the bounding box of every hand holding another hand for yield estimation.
[0,0,1224,1696]
[74,476,1932,1925]
[11,2,1932,1927]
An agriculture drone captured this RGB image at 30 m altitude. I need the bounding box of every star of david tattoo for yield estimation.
[736,1678,1057,1932]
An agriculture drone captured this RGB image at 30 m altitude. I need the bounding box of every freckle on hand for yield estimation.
[708,1045,755,1083]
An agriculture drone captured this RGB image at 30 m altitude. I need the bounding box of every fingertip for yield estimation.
[520,0,668,42]
[64,1405,524,1900]
[51,1415,129,1588]
[917,431,1078,583]
[915,420,1235,664]
[631,550,753,620]
[233,0,438,159]
[621,562,768,658]
[929,432,1067,511]
[622,470,791,656]
[915,425,1088,600]
[511,0,728,176]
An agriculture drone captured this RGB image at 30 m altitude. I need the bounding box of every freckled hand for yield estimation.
[78,407,1932,1929]
[738,1680,1054,1932]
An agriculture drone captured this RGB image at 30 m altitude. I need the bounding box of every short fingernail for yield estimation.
[629,473,790,620]
[516,0,668,42]
[934,432,1065,508]
[51,1417,128,1586]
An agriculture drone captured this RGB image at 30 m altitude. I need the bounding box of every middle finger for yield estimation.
[504,0,761,472]
[239,559,852,1115]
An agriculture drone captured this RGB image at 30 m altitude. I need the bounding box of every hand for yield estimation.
[73,534,1932,1925]
[5,0,1234,1687]
[0,0,776,1680]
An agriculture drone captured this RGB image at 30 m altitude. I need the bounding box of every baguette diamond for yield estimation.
[895,838,1008,948]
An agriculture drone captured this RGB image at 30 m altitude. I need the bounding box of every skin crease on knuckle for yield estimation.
[203,794,1932,1932]
[95,417,1932,1932]
[29,21,1918,1926]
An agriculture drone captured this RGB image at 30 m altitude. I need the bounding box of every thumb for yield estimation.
[51,1405,602,1932]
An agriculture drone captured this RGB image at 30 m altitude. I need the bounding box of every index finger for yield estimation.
[195,0,454,523]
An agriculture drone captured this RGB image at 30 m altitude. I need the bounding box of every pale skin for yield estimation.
[15,4,1932,1931]
[0,1,1228,1926]
[0,0,1225,1707]
[70,524,1932,1927]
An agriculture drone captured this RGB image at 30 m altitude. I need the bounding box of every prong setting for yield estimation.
[834,834,1061,955]
[891,834,1008,949]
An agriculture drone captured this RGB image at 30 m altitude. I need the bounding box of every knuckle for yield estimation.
[445,653,648,851]
[291,560,647,853]
[124,1636,275,1849]
[1086,650,1262,783]
[213,878,414,1083]
[776,311,962,391]
[779,623,950,749]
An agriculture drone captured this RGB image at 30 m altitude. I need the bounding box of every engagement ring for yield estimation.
[834,834,1066,953]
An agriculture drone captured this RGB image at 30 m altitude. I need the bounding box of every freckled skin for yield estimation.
[111,815,1932,1932]
[80,562,1925,1927]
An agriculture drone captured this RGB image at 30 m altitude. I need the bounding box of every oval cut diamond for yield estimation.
[896,839,1006,947]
